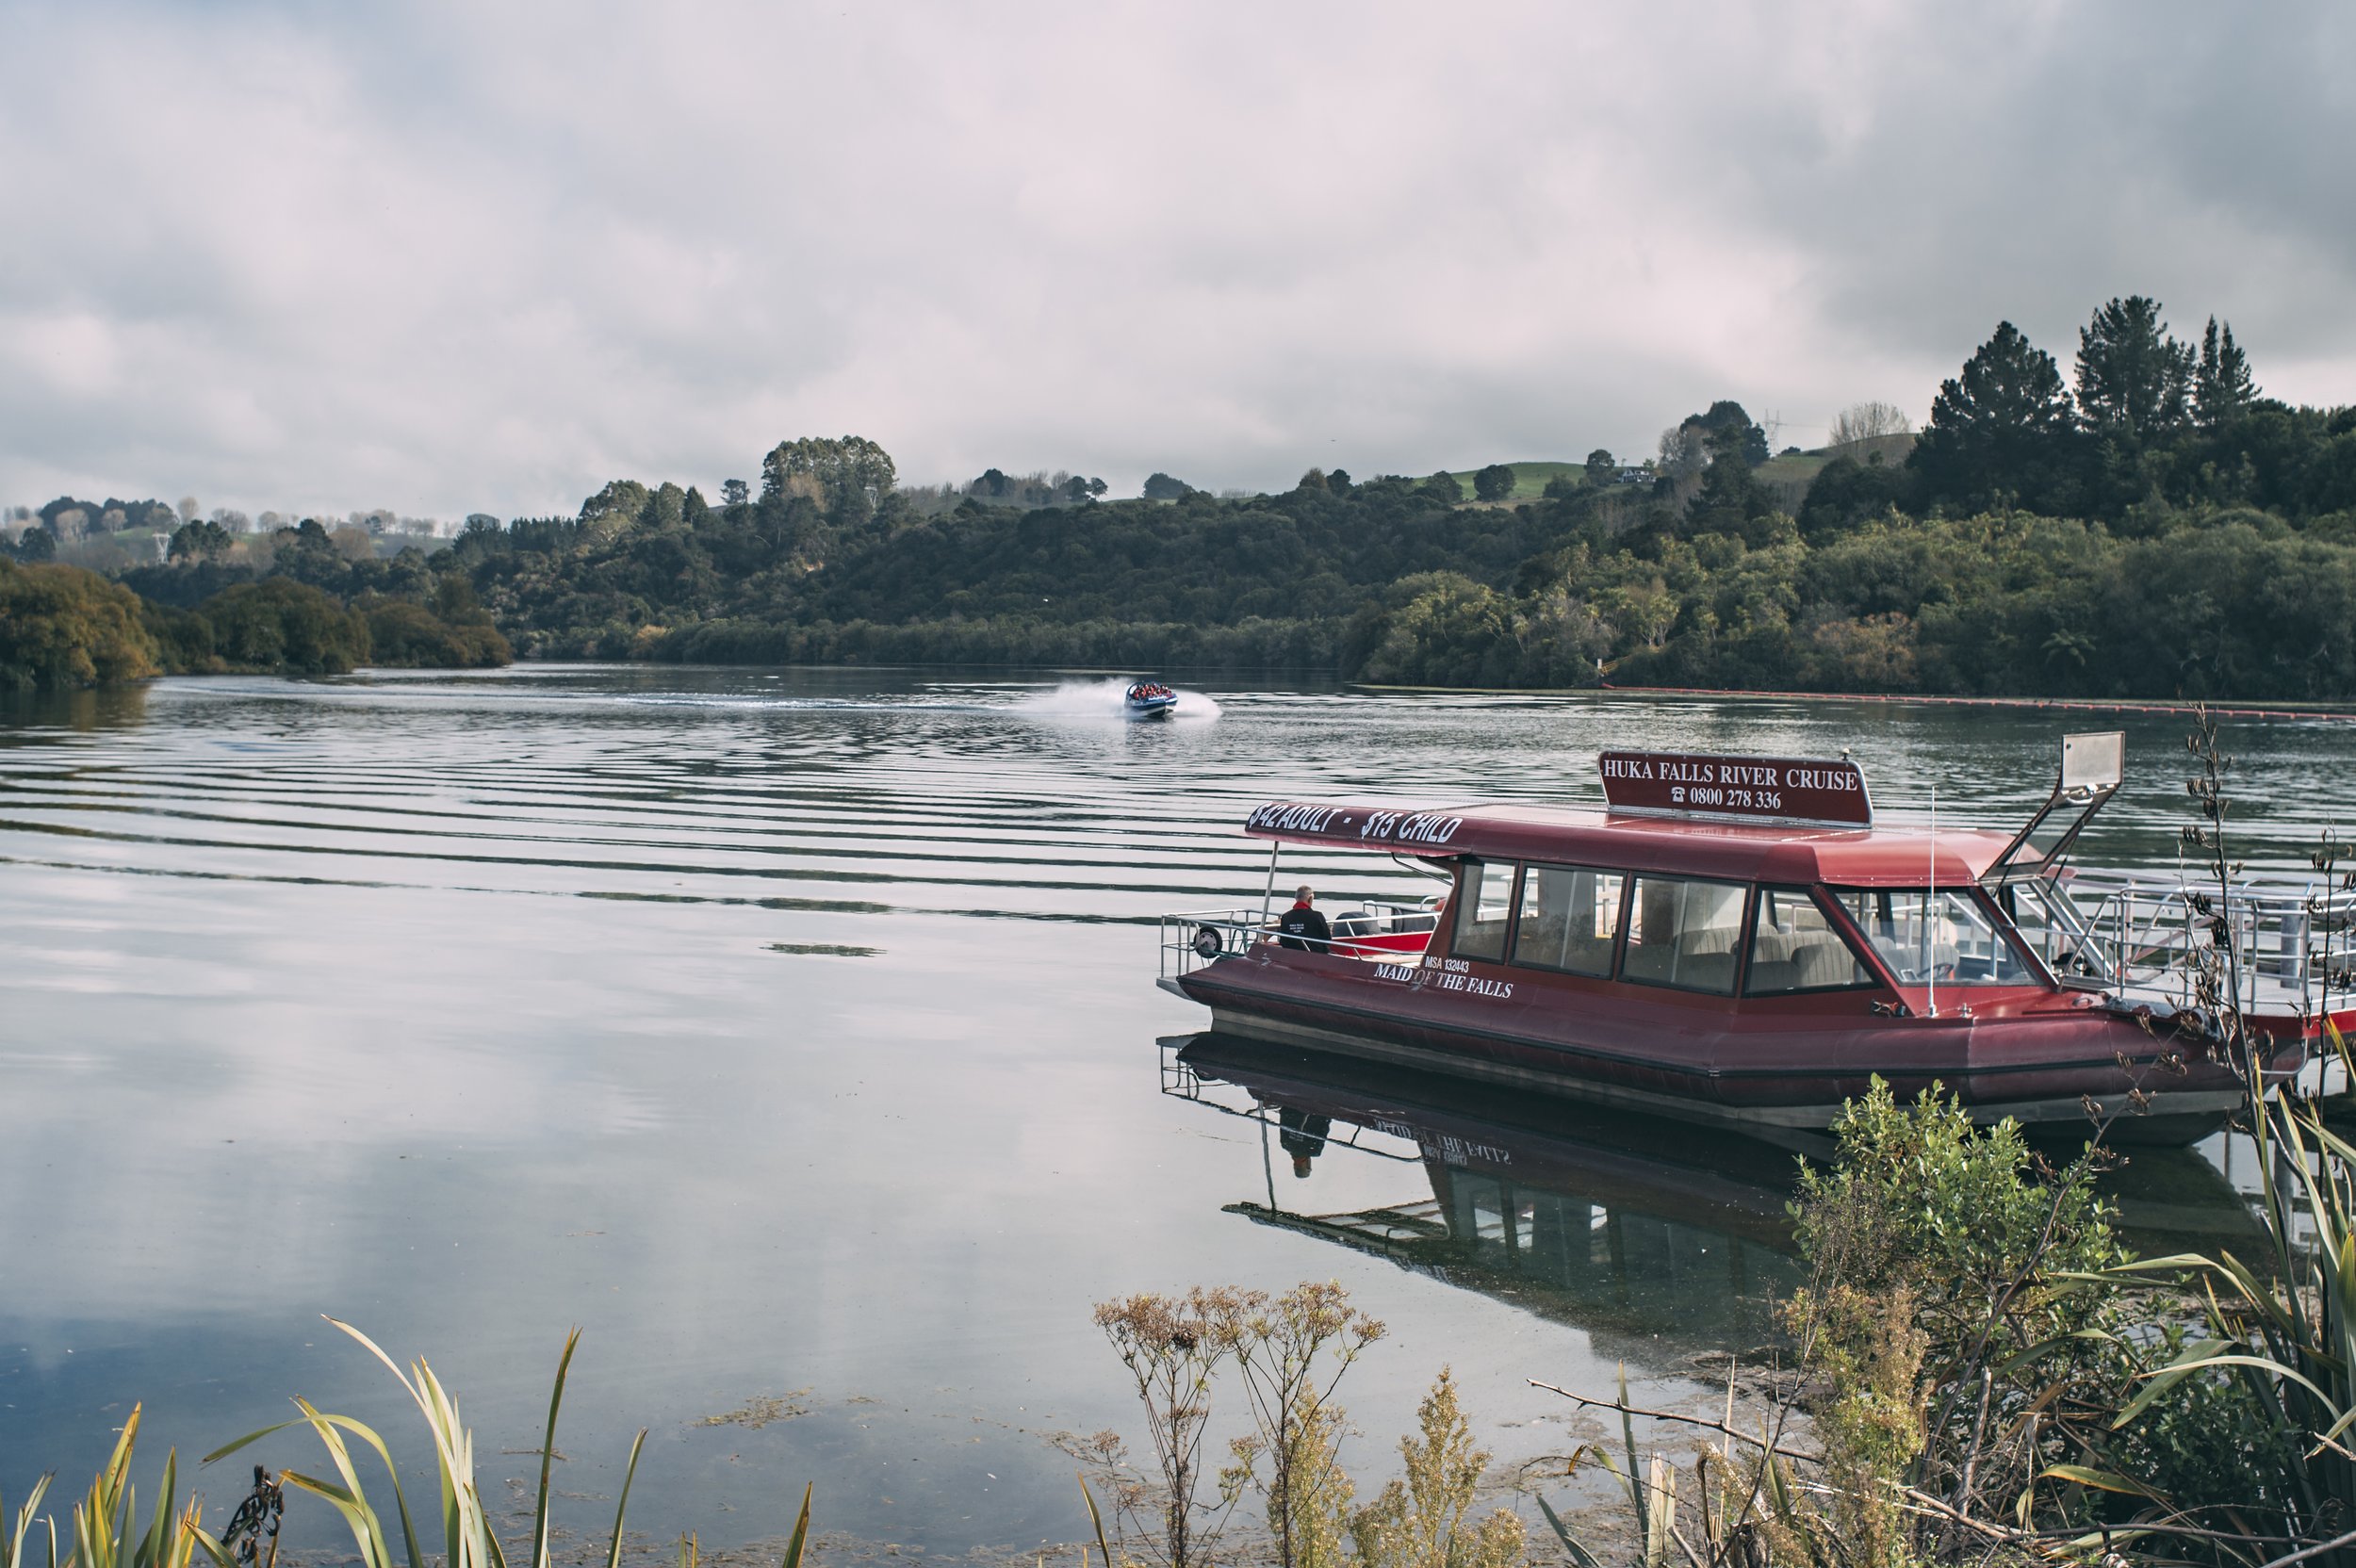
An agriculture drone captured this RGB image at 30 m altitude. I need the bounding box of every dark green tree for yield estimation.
[2194,317,2259,427]
[720,479,750,507]
[362,598,511,668]
[1325,468,1352,493]
[1472,464,1516,502]
[1141,472,1193,501]
[1693,401,1770,467]
[1583,449,1616,488]
[1421,470,1466,505]
[760,435,896,526]
[10,525,57,563]
[2074,295,2193,441]
[1798,455,1910,540]
[39,496,99,531]
[168,519,232,562]
[1909,321,2078,508]
[645,482,688,531]
[579,482,652,530]
[1683,453,1779,545]
[266,519,352,593]
[195,579,369,675]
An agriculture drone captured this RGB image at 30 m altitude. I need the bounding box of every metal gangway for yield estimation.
[2025,866,2356,1030]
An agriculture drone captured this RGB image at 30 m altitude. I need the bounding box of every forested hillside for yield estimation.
[415,296,2356,699]
[14,293,2356,699]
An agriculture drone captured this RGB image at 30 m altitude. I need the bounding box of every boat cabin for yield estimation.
[1249,803,2043,1009]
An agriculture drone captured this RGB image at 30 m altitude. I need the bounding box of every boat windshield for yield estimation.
[1827,887,2041,987]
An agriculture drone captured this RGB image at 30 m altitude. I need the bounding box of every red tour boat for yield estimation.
[1158,735,2330,1143]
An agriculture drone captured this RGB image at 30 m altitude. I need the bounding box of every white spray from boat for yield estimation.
[1014,677,1222,721]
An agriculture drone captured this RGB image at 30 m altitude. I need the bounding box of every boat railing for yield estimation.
[2053,868,2356,1021]
[1159,901,1440,980]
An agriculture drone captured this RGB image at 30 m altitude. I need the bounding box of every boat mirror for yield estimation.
[2061,731,2124,798]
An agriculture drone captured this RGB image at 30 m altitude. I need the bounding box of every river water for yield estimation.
[0,668,2344,1558]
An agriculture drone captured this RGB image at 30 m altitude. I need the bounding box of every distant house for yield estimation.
[1614,466,1650,486]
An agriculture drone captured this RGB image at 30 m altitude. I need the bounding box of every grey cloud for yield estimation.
[1,0,2349,516]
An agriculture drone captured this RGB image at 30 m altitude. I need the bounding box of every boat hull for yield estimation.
[1166,952,2277,1144]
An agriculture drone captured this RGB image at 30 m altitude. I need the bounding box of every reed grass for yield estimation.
[4,1320,810,1568]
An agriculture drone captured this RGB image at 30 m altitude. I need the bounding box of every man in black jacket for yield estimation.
[1276,886,1331,952]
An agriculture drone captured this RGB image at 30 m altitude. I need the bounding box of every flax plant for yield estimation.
[2,1408,212,1568]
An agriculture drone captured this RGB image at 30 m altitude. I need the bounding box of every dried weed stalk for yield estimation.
[1093,1285,1252,1568]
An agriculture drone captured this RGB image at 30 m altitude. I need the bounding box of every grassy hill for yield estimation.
[1444,461,1586,500]
[1445,439,1908,504]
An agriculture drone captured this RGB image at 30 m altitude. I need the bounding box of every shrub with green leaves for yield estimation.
[1786,1080,2128,1552]
[1792,1079,2126,1373]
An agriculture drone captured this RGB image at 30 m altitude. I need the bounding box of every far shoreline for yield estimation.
[19,660,2356,723]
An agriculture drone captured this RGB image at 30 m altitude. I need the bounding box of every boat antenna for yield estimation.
[1927,785,1939,1019]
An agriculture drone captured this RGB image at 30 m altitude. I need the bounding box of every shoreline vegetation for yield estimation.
[9,294,2356,699]
[0,547,508,692]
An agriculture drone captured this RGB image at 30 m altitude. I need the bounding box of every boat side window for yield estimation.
[1512,864,1625,976]
[1744,887,1876,994]
[1451,858,1519,962]
[1829,887,2041,986]
[1620,876,1747,995]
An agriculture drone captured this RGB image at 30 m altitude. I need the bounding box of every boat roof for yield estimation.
[1244,800,2014,888]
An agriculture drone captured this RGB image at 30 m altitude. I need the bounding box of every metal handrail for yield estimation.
[1158,903,1441,980]
[2049,868,2356,1021]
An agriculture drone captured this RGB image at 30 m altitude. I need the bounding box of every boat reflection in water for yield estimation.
[1163,1033,2270,1364]
[1166,1032,1805,1357]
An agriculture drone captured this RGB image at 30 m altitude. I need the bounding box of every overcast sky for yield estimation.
[3,1,2352,520]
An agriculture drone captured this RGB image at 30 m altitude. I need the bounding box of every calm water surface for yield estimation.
[1,668,2346,1555]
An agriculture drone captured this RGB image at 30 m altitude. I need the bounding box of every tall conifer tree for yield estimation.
[2194,316,2259,426]
[2073,296,2194,442]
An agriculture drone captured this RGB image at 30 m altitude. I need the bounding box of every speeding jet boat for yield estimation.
[1125,681,1181,719]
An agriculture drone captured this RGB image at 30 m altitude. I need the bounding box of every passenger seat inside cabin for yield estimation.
[1623,876,1746,993]
[1745,890,1873,993]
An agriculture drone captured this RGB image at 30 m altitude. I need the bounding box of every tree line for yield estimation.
[2,539,508,692]
[12,298,2356,697]
[417,341,2356,700]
